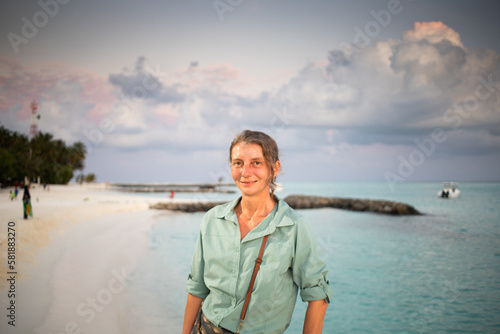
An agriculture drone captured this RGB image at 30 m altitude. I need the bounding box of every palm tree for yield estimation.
[0,126,89,185]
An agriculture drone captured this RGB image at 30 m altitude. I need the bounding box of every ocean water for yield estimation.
[122,182,500,333]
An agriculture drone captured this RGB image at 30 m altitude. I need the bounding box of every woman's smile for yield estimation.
[240,180,257,185]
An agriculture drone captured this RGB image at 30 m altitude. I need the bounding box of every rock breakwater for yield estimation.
[149,201,224,213]
[283,195,421,215]
[149,194,421,215]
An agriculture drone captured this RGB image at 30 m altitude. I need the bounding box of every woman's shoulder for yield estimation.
[275,198,308,226]
[199,199,240,234]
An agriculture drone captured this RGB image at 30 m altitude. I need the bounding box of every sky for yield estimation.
[1,0,500,186]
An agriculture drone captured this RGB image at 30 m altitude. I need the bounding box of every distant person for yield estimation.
[14,186,18,199]
[22,185,33,219]
[10,190,15,201]
[182,130,332,334]
[169,191,175,199]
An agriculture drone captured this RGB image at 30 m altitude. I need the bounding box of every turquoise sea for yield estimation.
[121,182,500,333]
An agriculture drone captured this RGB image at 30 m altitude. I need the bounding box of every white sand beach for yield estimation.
[0,183,178,333]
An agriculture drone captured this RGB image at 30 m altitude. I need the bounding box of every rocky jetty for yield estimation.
[283,195,421,215]
[149,194,421,215]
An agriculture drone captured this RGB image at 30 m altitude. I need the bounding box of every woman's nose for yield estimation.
[241,164,251,177]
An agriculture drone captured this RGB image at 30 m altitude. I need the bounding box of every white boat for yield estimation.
[437,182,460,198]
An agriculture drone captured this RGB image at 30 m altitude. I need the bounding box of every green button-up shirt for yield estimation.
[186,197,333,333]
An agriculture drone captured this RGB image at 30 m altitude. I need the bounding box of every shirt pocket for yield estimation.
[252,236,296,317]
[260,236,293,279]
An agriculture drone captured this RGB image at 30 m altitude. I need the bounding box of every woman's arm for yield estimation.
[303,299,328,334]
[182,293,203,334]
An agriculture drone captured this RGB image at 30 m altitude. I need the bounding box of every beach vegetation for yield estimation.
[0,125,87,186]
[76,173,96,184]
[84,173,96,183]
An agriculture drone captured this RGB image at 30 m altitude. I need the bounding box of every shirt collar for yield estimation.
[215,197,241,222]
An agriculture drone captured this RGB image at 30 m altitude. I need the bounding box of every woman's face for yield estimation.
[230,142,280,198]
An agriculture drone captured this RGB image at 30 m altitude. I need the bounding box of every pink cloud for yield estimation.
[402,21,463,47]
[168,63,252,95]
[0,58,116,123]
[152,104,178,125]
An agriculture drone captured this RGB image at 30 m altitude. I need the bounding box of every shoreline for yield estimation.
[0,183,174,333]
[0,183,158,288]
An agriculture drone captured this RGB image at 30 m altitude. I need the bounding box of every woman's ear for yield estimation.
[274,160,281,176]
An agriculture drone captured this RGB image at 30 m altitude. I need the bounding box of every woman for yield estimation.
[23,185,33,219]
[183,130,332,334]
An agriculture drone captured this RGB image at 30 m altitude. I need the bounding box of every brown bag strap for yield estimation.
[237,235,269,333]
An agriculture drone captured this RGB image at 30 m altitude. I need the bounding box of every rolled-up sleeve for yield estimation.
[186,229,210,298]
[292,217,333,303]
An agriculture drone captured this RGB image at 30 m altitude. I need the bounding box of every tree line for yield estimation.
[0,125,88,186]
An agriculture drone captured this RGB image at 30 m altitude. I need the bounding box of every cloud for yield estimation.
[189,61,199,71]
[0,58,116,143]
[267,21,500,155]
[108,56,185,104]
[1,21,499,182]
[402,21,464,47]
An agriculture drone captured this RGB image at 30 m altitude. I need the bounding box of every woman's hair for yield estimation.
[229,130,280,194]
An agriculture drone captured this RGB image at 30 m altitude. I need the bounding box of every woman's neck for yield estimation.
[236,192,276,240]
[238,192,276,219]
